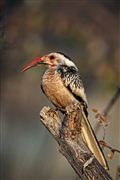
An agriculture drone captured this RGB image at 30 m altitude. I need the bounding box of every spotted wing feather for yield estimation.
[58,65,88,108]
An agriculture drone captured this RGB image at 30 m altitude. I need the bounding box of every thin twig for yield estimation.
[99,140,120,159]
[103,86,120,117]
[99,141,120,154]
[94,86,120,134]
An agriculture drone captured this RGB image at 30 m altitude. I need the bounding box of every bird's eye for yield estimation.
[49,55,55,60]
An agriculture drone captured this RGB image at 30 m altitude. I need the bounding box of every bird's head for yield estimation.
[21,52,78,72]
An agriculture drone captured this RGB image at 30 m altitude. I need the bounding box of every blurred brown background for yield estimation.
[0,0,120,179]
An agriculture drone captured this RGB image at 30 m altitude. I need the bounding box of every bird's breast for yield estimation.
[41,69,76,109]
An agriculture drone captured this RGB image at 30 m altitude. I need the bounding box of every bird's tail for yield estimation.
[81,110,109,170]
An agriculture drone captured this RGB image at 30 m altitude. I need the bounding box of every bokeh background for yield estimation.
[1,0,120,179]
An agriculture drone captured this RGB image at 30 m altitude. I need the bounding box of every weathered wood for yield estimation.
[40,103,112,180]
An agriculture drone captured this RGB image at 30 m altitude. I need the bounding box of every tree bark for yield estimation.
[40,103,112,180]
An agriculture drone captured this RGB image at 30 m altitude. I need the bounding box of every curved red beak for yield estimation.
[21,57,43,72]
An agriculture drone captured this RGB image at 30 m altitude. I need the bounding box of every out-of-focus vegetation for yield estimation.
[1,0,120,179]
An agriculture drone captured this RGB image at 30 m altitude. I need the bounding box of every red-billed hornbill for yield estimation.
[22,52,108,170]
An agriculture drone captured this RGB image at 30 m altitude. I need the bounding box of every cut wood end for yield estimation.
[40,106,61,137]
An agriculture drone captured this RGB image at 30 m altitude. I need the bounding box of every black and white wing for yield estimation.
[58,65,88,108]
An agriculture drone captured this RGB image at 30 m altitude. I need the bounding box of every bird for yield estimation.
[21,52,108,170]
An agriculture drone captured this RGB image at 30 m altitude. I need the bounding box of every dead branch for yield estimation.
[40,103,112,180]
[99,140,120,159]
[103,86,120,117]
[95,86,120,133]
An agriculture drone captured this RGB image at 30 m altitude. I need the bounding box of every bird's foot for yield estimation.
[82,155,94,173]
[54,107,60,111]
[54,107,66,113]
